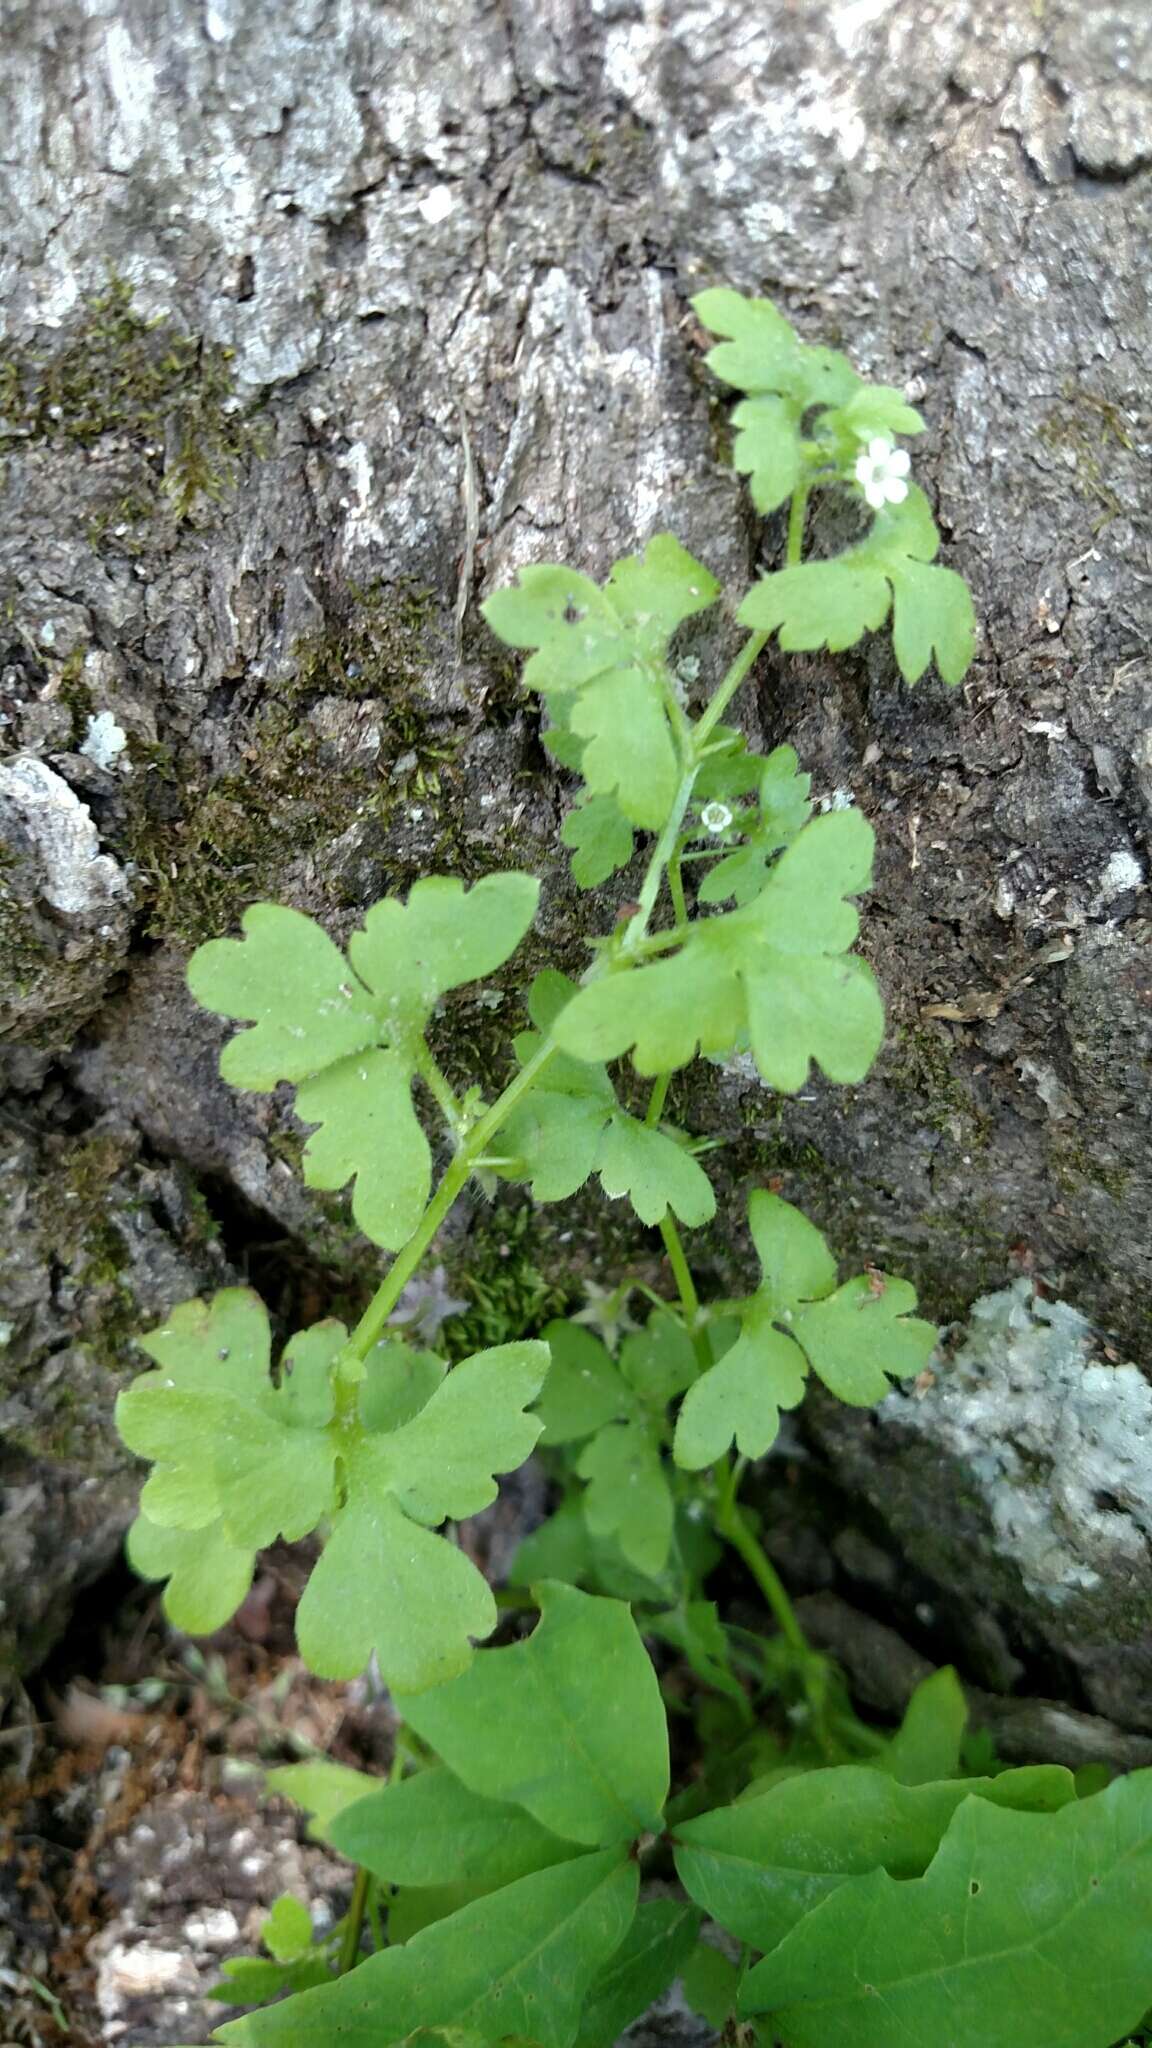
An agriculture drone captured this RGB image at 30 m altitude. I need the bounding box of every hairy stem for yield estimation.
[694,629,770,748]
[786,482,811,567]
[347,1036,560,1361]
[411,1039,465,1135]
[620,763,702,953]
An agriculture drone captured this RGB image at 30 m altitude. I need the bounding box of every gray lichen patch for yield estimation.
[0,753,131,1041]
[884,1279,1152,1609]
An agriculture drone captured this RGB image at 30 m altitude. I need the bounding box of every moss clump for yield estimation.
[1049,1131,1130,1202]
[441,1200,570,1360]
[0,275,265,524]
[886,1021,991,1148]
[1039,380,1134,532]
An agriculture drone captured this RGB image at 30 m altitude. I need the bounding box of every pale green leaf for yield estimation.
[295,1490,497,1691]
[215,1850,639,2048]
[264,1759,378,1840]
[570,667,679,829]
[596,1114,715,1228]
[330,1768,578,1889]
[395,1582,669,1846]
[741,1774,1152,2045]
[889,557,977,686]
[576,1420,675,1577]
[483,536,719,830]
[618,1311,697,1408]
[649,1601,747,1705]
[295,1047,431,1252]
[730,394,803,513]
[698,744,812,907]
[261,1894,313,1964]
[358,1341,445,1434]
[535,1321,631,1445]
[836,386,926,439]
[674,1310,807,1469]
[747,1190,837,1307]
[739,562,891,653]
[793,1275,937,1404]
[126,1514,256,1636]
[574,1899,700,2048]
[561,794,635,888]
[370,1339,549,1520]
[187,905,379,1090]
[556,811,882,1091]
[745,951,885,1091]
[348,873,540,1017]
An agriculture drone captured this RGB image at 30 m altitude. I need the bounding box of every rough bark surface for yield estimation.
[3,0,1152,1738]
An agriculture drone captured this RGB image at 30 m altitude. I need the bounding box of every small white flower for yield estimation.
[854,436,911,511]
[701,800,733,835]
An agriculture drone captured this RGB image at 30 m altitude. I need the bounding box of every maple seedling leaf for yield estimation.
[674,1193,937,1468]
[482,535,720,830]
[187,874,539,1250]
[556,810,884,1092]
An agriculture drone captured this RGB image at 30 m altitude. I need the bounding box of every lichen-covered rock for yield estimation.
[2,0,1152,1699]
[815,1280,1152,1730]
[0,753,131,1039]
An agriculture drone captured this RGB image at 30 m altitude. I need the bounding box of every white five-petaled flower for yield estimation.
[854,436,911,511]
[701,800,733,835]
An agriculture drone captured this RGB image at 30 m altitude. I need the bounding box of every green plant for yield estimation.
[117,293,1152,2048]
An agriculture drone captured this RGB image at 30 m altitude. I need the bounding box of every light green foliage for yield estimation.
[695,288,974,686]
[556,810,884,1089]
[119,1288,549,1689]
[113,283,1033,2048]
[697,744,812,907]
[532,1314,695,1578]
[675,1193,937,1467]
[561,792,635,887]
[498,974,715,1226]
[482,535,719,830]
[187,875,539,1248]
[740,1771,1152,2047]
[740,486,977,685]
[396,1583,669,1846]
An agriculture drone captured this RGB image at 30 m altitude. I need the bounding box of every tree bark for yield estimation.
[3,0,1152,1714]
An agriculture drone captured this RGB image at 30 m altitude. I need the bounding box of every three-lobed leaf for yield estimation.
[674,1194,936,1468]
[120,1291,550,1690]
[555,810,883,1093]
[188,875,539,1250]
[482,536,719,830]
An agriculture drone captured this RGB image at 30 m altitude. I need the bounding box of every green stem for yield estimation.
[694,629,770,748]
[786,481,811,567]
[714,1456,808,1656]
[667,846,688,929]
[644,1073,671,1127]
[659,1214,700,1323]
[347,1036,560,1361]
[620,763,701,954]
[338,1866,372,1975]
[411,1039,464,1134]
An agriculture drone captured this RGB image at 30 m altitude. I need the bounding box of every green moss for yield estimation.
[885,1021,991,1148]
[1049,1131,1130,1202]
[56,645,95,746]
[0,845,50,995]
[1039,380,1134,531]
[0,275,266,526]
[441,1200,570,1360]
